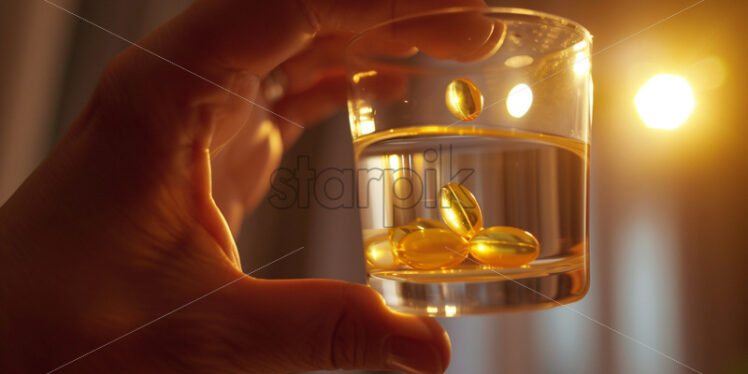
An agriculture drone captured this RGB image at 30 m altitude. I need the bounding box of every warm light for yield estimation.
[573,41,588,51]
[507,83,533,118]
[357,105,375,135]
[359,120,375,135]
[505,55,534,68]
[352,70,377,84]
[573,52,590,75]
[685,56,726,91]
[388,154,401,170]
[426,306,439,314]
[444,304,457,317]
[635,74,694,130]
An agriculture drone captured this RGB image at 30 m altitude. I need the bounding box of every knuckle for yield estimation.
[329,284,370,369]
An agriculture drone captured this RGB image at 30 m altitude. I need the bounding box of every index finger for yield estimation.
[149,0,490,76]
[90,0,491,151]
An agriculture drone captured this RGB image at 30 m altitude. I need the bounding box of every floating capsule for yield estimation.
[469,226,540,267]
[364,232,398,269]
[395,228,469,270]
[445,78,484,121]
[439,183,483,238]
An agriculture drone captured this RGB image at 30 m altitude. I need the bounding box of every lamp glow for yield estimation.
[635,74,694,130]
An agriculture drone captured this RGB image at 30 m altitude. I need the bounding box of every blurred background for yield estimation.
[1,0,746,373]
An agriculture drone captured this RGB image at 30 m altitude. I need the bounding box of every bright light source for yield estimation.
[635,74,694,130]
[507,83,533,118]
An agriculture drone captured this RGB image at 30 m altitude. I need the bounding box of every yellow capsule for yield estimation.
[389,218,445,248]
[389,226,414,249]
[364,232,399,269]
[445,78,484,121]
[469,226,540,267]
[439,183,483,238]
[395,228,469,270]
[409,217,445,230]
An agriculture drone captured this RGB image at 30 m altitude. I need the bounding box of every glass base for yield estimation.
[368,256,588,316]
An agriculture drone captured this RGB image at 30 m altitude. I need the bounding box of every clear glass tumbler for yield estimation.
[345,7,592,316]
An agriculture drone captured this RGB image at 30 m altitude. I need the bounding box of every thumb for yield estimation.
[223,279,451,373]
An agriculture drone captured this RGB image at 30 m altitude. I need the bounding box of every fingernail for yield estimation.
[384,336,445,374]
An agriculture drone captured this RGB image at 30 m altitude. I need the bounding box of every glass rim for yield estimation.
[346,6,592,52]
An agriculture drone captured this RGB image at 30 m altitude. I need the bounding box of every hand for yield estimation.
[0,1,500,372]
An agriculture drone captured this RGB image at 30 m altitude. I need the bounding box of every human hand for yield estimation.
[0,1,502,372]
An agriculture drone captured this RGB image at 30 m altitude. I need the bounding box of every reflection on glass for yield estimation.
[507,83,533,118]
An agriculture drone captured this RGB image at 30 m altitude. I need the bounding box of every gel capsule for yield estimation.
[469,226,540,267]
[389,218,445,248]
[395,228,469,270]
[409,217,445,230]
[439,183,483,238]
[445,78,484,121]
[364,232,398,269]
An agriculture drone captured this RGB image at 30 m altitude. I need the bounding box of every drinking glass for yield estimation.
[345,7,592,316]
